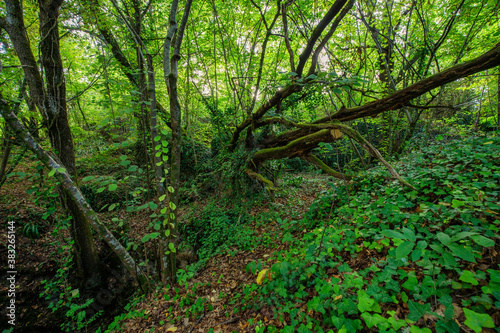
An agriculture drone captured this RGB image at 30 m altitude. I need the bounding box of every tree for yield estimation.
[1,0,103,288]
[0,96,149,290]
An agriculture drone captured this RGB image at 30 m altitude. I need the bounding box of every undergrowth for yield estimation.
[235,136,500,332]
[102,135,499,333]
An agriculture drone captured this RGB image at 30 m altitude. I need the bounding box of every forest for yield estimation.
[0,0,499,332]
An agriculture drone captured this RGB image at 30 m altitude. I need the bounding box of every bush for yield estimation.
[180,203,253,259]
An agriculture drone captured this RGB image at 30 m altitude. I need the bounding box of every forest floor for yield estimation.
[0,161,66,332]
[1,134,499,333]
[115,175,329,333]
[0,154,329,332]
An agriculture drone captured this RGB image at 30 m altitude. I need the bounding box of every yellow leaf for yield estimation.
[484,141,493,145]
[166,326,177,332]
[334,295,342,301]
[257,269,269,285]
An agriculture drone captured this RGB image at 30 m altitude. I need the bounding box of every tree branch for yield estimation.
[268,42,500,148]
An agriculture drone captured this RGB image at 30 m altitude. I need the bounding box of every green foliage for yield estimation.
[80,175,128,211]
[180,202,255,259]
[102,294,147,333]
[39,239,102,332]
[232,136,499,332]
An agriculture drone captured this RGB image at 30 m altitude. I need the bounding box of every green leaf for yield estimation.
[408,301,430,321]
[149,202,158,210]
[159,194,166,202]
[108,184,118,191]
[447,244,476,263]
[149,232,160,240]
[141,234,150,243]
[361,313,385,328]
[82,176,95,182]
[451,231,477,242]
[451,200,465,208]
[402,228,416,242]
[402,275,419,292]
[416,240,428,250]
[169,202,176,210]
[463,308,494,332]
[470,235,494,247]
[411,249,422,262]
[410,326,431,333]
[460,270,479,285]
[401,292,408,303]
[48,169,56,177]
[357,290,375,312]
[382,229,405,239]
[437,232,451,246]
[168,242,176,253]
[396,241,415,259]
[442,252,458,268]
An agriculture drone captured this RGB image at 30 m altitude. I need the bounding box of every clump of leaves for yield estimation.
[180,202,255,259]
[236,136,500,332]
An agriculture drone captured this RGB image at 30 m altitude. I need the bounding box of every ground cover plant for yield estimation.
[233,135,500,333]
[94,134,498,333]
[1,0,500,331]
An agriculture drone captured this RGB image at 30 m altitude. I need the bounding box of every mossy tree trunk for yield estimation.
[3,0,103,288]
[0,98,150,291]
[235,43,500,189]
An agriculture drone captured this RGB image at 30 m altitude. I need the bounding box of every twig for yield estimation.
[188,313,205,333]
[213,316,241,327]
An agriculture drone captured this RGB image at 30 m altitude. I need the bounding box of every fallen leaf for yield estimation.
[257,269,269,285]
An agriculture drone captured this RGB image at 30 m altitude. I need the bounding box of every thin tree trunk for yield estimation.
[497,66,500,130]
[163,0,193,282]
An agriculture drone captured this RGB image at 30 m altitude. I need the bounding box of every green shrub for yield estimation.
[180,203,254,259]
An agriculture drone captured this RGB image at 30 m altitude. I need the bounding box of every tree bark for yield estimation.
[162,0,193,282]
[0,99,149,291]
[4,0,103,288]
[265,42,500,150]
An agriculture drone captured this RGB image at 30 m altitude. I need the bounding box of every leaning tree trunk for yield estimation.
[0,99,149,291]
[3,0,103,288]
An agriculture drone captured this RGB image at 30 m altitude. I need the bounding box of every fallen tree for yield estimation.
[240,42,500,189]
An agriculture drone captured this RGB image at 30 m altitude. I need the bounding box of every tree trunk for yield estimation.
[163,0,193,282]
[0,136,11,185]
[497,66,500,130]
[4,0,103,288]
[39,0,103,288]
[0,100,149,291]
